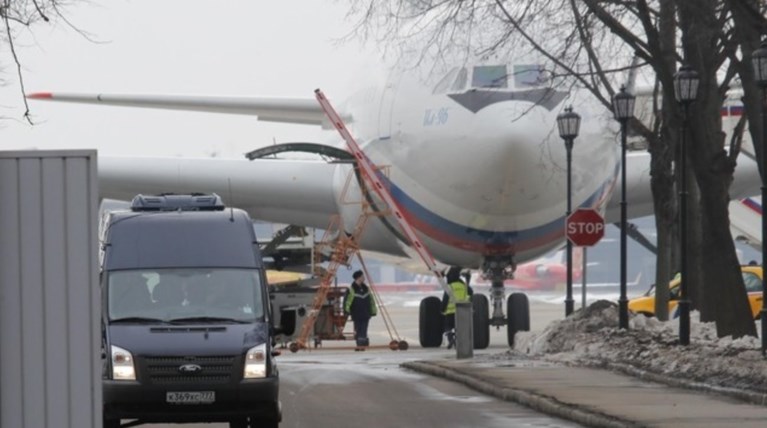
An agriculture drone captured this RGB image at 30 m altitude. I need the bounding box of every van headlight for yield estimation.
[244,343,267,379]
[111,345,136,381]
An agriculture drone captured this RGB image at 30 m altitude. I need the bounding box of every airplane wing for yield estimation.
[605,149,761,223]
[26,92,330,125]
[28,90,414,265]
[99,156,340,230]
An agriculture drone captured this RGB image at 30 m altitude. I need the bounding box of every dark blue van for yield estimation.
[100,194,280,428]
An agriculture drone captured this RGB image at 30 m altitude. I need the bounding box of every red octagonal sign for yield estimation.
[566,208,605,246]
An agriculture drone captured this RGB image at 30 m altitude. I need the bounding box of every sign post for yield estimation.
[566,209,604,312]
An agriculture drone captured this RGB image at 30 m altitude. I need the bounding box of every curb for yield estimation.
[585,359,767,407]
[401,361,644,428]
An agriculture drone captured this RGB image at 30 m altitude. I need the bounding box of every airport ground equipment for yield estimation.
[288,166,408,352]
[289,211,367,352]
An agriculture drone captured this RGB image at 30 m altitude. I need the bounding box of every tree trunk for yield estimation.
[649,0,678,322]
[679,0,756,338]
[697,164,756,337]
[650,124,676,321]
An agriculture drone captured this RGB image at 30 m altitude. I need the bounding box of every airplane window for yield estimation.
[514,64,549,88]
[451,67,468,91]
[433,68,460,94]
[472,65,508,89]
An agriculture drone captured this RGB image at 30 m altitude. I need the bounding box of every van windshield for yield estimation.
[108,268,264,323]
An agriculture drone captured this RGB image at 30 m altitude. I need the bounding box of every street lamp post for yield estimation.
[612,85,636,330]
[750,40,767,356]
[673,64,700,346]
[558,106,581,317]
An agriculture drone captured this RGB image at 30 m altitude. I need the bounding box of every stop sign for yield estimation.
[565,208,605,246]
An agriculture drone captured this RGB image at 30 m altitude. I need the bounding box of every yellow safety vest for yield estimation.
[444,281,469,315]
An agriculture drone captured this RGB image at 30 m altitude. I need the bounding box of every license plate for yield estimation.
[166,391,215,404]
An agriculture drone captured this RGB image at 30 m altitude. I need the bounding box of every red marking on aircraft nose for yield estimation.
[26,92,53,99]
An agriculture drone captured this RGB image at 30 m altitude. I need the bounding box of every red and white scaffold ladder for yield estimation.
[313,89,454,298]
[288,210,366,353]
[289,163,407,352]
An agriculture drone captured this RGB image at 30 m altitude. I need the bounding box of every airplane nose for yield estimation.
[380,98,616,258]
[452,103,616,227]
[455,106,561,220]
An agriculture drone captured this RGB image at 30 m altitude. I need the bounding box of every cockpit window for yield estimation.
[433,67,469,94]
[435,64,549,92]
[433,68,460,94]
[472,65,508,88]
[514,64,549,88]
[451,67,468,91]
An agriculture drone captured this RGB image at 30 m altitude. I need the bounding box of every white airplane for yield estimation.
[27,63,762,347]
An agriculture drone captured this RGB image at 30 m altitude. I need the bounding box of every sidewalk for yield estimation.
[402,358,767,428]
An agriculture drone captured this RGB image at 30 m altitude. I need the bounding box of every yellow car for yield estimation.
[628,265,764,319]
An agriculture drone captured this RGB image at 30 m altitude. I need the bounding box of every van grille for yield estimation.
[142,355,237,385]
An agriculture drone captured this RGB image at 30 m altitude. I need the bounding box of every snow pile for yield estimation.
[513,300,767,394]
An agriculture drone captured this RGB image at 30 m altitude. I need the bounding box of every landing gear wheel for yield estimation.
[289,342,300,353]
[398,340,409,350]
[389,340,399,351]
[471,294,490,349]
[507,292,530,347]
[419,296,444,347]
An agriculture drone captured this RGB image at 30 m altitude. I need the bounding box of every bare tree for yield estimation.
[1,1,74,123]
[348,0,765,338]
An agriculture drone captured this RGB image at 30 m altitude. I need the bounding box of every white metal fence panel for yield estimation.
[0,150,100,428]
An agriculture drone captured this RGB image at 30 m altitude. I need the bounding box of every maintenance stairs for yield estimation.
[288,167,407,352]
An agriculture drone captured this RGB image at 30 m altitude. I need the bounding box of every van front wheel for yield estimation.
[250,417,279,428]
[103,419,120,428]
[230,418,248,428]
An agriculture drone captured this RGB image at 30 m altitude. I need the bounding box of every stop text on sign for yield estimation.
[567,222,604,235]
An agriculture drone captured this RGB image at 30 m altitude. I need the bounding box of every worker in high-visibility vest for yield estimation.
[343,270,377,351]
[441,266,473,349]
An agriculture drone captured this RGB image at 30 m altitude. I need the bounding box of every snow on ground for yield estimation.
[500,300,767,394]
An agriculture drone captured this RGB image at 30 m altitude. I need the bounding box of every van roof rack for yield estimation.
[130,193,226,211]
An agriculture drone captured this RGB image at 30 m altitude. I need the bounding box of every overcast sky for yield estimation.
[0,0,386,157]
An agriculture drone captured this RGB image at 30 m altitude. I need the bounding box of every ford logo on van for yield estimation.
[178,364,203,374]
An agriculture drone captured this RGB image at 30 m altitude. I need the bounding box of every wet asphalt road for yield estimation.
[132,291,600,428]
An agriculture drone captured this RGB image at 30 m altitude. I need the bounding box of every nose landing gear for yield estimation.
[482,256,530,346]
[417,256,530,349]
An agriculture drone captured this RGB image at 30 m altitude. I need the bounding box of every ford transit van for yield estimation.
[100,194,280,428]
